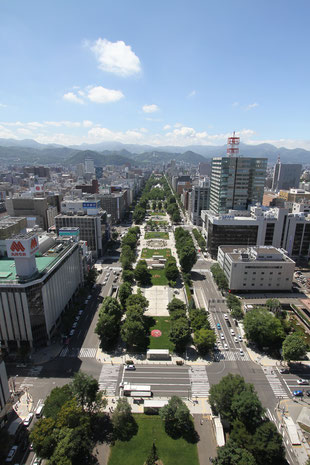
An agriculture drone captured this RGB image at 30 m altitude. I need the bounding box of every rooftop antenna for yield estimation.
[227,131,240,157]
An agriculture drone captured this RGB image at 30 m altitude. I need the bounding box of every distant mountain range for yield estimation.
[0,138,309,166]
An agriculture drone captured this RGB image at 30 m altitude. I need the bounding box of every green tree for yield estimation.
[214,439,256,465]
[165,258,179,282]
[134,260,152,285]
[95,312,120,350]
[49,425,92,465]
[172,209,181,223]
[126,288,149,312]
[121,318,146,348]
[111,231,119,241]
[122,269,135,284]
[194,328,216,355]
[112,398,138,441]
[167,297,187,314]
[231,389,265,432]
[146,442,158,465]
[70,372,105,413]
[170,308,187,321]
[152,201,157,210]
[179,245,197,273]
[282,333,308,362]
[251,420,285,465]
[55,399,85,429]
[160,396,191,437]
[118,282,132,309]
[266,298,281,314]
[243,308,285,349]
[43,385,73,420]
[158,201,162,210]
[100,296,123,319]
[229,419,253,450]
[30,417,57,459]
[190,308,210,332]
[209,374,252,421]
[169,317,190,351]
[230,305,244,320]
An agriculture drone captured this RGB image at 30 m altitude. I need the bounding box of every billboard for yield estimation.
[82,202,97,209]
[6,234,39,258]
[59,228,80,237]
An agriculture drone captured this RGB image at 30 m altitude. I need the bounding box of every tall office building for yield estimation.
[85,158,95,174]
[272,158,302,191]
[188,178,210,225]
[209,134,267,214]
[209,156,267,214]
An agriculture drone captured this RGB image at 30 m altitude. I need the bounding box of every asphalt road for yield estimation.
[120,365,191,398]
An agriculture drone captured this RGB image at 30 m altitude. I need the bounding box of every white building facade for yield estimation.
[218,245,295,291]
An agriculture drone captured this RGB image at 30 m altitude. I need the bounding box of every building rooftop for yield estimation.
[0,241,76,284]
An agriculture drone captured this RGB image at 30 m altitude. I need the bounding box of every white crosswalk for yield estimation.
[213,350,250,362]
[98,364,120,396]
[265,371,289,399]
[189,366,210,397]
[59,347,97,358]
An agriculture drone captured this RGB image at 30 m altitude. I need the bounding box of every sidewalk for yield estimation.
[30,340,64,365]
[96,348,213,366]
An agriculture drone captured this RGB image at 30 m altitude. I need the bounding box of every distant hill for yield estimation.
[0,138,309,165]
[64,150,136,167]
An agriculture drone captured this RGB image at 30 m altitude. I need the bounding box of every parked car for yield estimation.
[293,390,303,397]
[78,310,83,315]
[33,456,42,465]
[306,390,310,397]
[5,445,18,462]
[239,349,244,356]
[23,412,34,427]
[238,335,242,342]
[220,333,225,340]
[72,322,77,329]
[16,363,27,368]
[224,314,228,320]
[230,329,235,336]
[297,379,309,385]
[234,337,238,343]
[224,343,229,350]
[69,329,75,337]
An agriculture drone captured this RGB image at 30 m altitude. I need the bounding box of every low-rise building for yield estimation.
[202,206,310,259]
[217,245,295,291]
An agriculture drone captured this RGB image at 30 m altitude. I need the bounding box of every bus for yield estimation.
[35,404,44,418]
[121,383,152,397]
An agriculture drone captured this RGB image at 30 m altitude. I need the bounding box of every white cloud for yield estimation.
[174,122,182,128]
[63,92,84,104]
[88,127,144,143]
[88,38,141,76]
[87,86,124,103]
[163,124,171,130]
[188,90,196,98]
[0,103,7,108]
[83,120,93,128]
[142,104,159,113]
[44,121,81,128]
[232,101,239,107]
[245,102,259,110]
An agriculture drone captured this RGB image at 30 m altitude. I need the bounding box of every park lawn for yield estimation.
[151,211,166,216]
[150,268,169,286]
[145,231,169,239]
[108,414,199,465]
[148,316,174,351]
[141,248,172,259]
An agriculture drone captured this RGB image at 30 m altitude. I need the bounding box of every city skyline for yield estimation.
[1,1,310,150]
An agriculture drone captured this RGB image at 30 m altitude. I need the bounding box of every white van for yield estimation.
[35,404,44,418]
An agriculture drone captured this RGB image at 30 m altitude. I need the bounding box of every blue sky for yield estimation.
[1,0,310,149]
